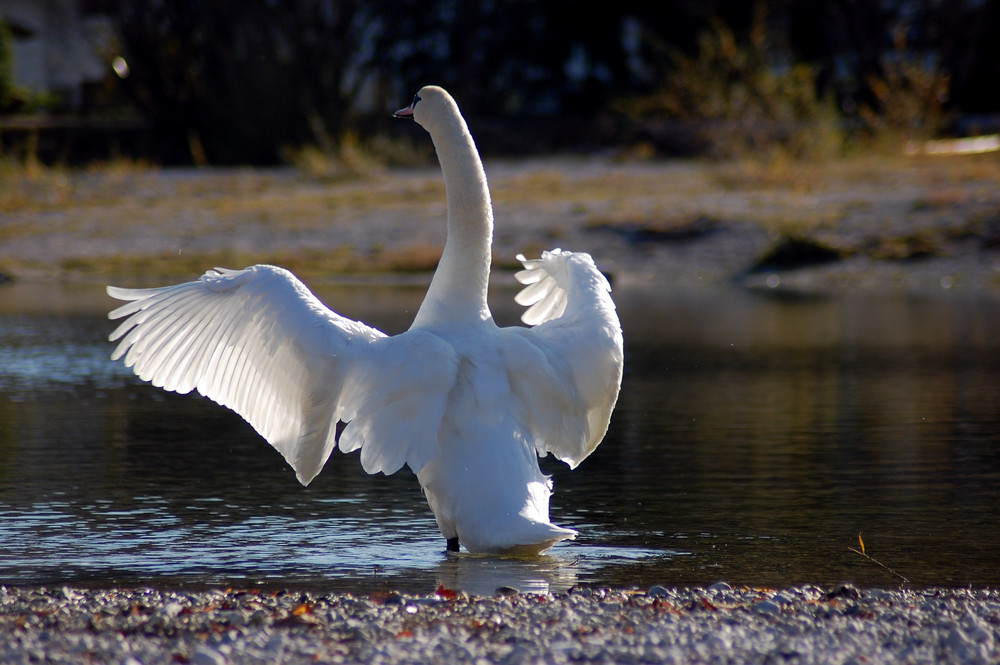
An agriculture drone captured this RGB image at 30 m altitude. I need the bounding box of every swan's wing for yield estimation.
[503,249,624,468]
[107,265,387,486]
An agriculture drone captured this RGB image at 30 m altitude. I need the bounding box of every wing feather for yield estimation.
[506,249,624,468]
[514,276,555,306]
[149,300,218,391]
[163,310,220,392]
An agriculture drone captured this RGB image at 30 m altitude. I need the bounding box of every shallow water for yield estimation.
[1,281,999,594]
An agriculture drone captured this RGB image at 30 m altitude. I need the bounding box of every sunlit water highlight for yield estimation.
[1,282,998,593]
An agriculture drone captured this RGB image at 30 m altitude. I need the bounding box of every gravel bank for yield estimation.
[2,583,997,664]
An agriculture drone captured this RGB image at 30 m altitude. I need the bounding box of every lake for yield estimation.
[1,280,998,595]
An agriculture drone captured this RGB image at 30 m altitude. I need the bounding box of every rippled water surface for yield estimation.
[1,281,999,594]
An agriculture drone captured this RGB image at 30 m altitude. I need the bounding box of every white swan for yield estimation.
[106,86,624,555]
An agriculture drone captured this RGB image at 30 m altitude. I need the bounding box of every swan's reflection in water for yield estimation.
[436,552,580,596]
[434,545,672,596]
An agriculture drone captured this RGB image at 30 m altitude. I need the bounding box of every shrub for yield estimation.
[618,15,844,161]
[857,53,952,148]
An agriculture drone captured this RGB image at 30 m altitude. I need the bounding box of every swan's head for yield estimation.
[393,86,458,133]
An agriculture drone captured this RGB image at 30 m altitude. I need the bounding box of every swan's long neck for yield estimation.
[412,104,493,328]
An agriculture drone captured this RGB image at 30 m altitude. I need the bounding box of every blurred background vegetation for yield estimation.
[1,0,999,166]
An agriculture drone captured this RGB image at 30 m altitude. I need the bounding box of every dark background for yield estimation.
[4,0,1000,164]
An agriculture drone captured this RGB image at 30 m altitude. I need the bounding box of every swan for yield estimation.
[106,85,623,555]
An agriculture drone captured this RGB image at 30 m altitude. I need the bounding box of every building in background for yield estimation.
[1,0,117,112]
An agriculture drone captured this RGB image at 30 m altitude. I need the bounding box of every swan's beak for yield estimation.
[395,92,421,119]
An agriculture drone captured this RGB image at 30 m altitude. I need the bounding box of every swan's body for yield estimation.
[107,86,623,554]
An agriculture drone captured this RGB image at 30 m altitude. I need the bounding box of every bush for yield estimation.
[618,15,844,161]
[857,53,951,148]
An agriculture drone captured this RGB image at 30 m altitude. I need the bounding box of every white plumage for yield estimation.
[108,86,623,554]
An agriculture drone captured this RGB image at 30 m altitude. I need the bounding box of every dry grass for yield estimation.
[712,151,1000,193]
[55,244,445,283]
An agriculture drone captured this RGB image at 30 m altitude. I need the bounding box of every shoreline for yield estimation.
[2,583,997,664]
[2,155,999,294]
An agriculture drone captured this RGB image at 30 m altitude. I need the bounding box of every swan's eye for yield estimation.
[412,94,421,107]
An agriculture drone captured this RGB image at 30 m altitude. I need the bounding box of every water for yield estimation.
[1,281,998,594]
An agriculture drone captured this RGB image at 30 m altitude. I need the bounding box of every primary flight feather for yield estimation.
[108,85,624,554]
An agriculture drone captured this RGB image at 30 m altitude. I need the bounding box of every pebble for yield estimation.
[0,584,998,664]
[753,599,781,614]
[192,646,227,665]
[769,592,791,606]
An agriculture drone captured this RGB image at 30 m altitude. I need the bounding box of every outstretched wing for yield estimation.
[501,249,624,468]
[108,265,391,485]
